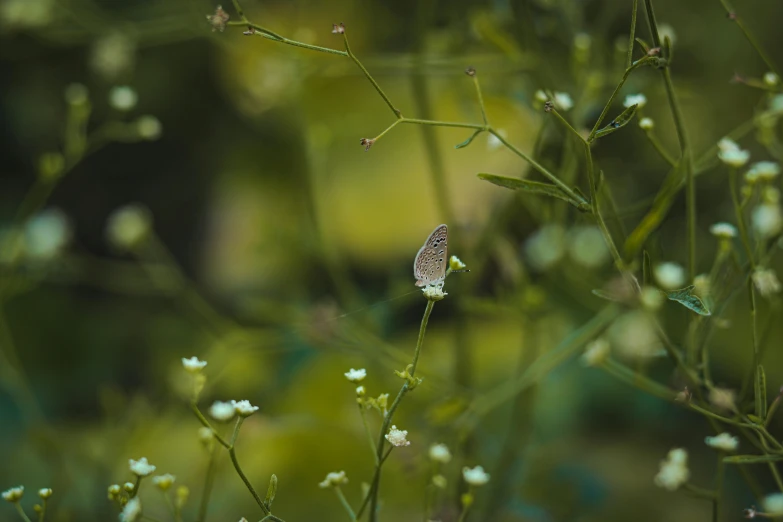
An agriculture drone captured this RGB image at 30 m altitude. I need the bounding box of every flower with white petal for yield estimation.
[385,425,410,447]
[753,268,782,298]
[710,222,737,239]
[704,432,739,452]
[764,72,780,87]
[534,90,549,104]
[209,401,236,422]
[763,493,783,515]
[654,448,689,491]
[639,117,654,130]
[129,457,156,477]
[152,474,176,491]
[449,255,466,271]
[344,368,366,382]
[624,93,647,108]
[658,23,676,44]
[38,488,52,499]
[109,86,138,111]
[233,400,259,417]
[2,486,24,502]
[123,482,135,492]
[654,262,686,290]
[24,208,71,260]
[718,138,740,152]
[553,92,573,111]
[318,471,348,488]
[422,285,447,301]
[709,387,737,411]
[462,466,490,486]
[746,161,780,183]
[120,497,142,522]
[717,137,750,167]
[182,356,207,373]
[581,338,610,367]
[355,386,365,396]
[429,443,452,463]
[752,204,783,238]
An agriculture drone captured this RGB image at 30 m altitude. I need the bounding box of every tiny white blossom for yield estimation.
[581,338,610,366]
[553,92,573,111]
[24,208,71,260]
[120,497,142,522]
[718,137,740,153]
[136,115,162,140]
[640,286,665,310]
[385,425,410,447]
[109,85,138,111]
[704,432,739,452]
[624,93,647,108]
[462,466,490,486]
[233,400,259,417]
[753,268,782,298]
[152,474,176,491]
[654,448,689,491]
[449,255,466,271]
[752,204,783,238]
[422,285,447,301]
[318,471,348,488]
[355,385,366,396]
[639,117,654,130]
[38,488,52,499]
[129,457,156,477]
[106,204,152,251]
[709,222,737,239]
[2,486,24,502]
[764,72,780,87]
[534,90,549,104]
[108,484,121,496]
[344,368,366,382]
[718,143,750,167]
[123,482,135,492]
[654,262,686,290]
[429,443,452,463]
[763,493,783,515]
[209,401,236,421]
[746,161,780,183]
[181,356,207,373]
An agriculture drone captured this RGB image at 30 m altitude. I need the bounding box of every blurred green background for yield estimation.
[2,0,783,520]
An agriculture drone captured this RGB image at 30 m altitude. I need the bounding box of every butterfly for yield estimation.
[414,224,448,287]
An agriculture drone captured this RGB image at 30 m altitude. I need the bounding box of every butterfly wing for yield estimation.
[414,224,448,287]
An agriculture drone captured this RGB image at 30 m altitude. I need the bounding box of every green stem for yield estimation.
[197,445,219,522]
[189,402,232,449]
[333,487,357,521]
[626,0,639,69]
[588,57,652,141]
[37,500,46,522]
[456,487,474,522]
[163,493,178,522]
[13,503,33,522]
[583,144,624,270]
[227,418,272,516]
[643,129,677,166]
[359,405,379,464]
[682,483,717,500]
[717,0,780,76]
[401,118,485,130]
[368,300,435,521]
[729,168,756,270]
[549,108,587,144]
[355,447,394,519]
[228,21,347,55]
[714,455,724,522]
[372,119,402,142]
[471,75,489,125]
[342,33,401,117]
[129,475,142,499]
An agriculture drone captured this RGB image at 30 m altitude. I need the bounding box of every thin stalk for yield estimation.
[583,144,624,269]
[401,118,485,130]
[37,500,46,522]
[227,21,347,55]
[164,493,178,522]
[189,403,231,449]
[334,487,357,521]
[642,130,677,166]
[717,0,779,76]
[471,75,489,125]
[372,119,402,142]
[588,57,652,140]
[129,475,142,499]
[227,418,271,516]
[683,483,717,500]
[359,406,379,464]
[626,0,639,69]
[456,487,474,522]
[342,33,401,117]
[13,504,33,522]
[549,108,587,144]
[713,455,724,522]
[197,445,219,522]
[355,447,394,519]
[729,168,756,269]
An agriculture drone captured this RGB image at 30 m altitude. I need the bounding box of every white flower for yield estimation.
[123,482,135,492]
[753,268,782,298]
[534,89,549,104]
[129,457,156,477]
[654,262,686,290]
[233,400,259,417]
[553,92,573,111]
[385,425,410,447]
[120,497,142,522]
[608,310,663,359]
[109,86,138,111]
[654,448,689,491]
[449,255,466,271]
[693,274,710,299]
[581,338,610,366]
[752,204,783,238]
[462,466,490,486]
[709,222,737,239]
[429,443,452,463]
[38,488,52,499]
[106,204,152,251]
[718,137,740,152]
[24,208,71,260]
[746,161,780,183]
[2,486,24,502]
[108,484,121,497]
[704,433,738,452]
[136,115,162,140]
[567,226,609,268]
[318,471,348,488]
[640,286,665,310]
[763,493,783,515]
[181,356,207,373]
[623,93,647,108]
[152,474,176,491]
[422,285,447,301]
[355,386,366,396]
[209,401,236,421]
[709,387,737,411]
[639,117,654,130]
[718,140,750,167]
[764,72,780,87]
[344,368,366,382]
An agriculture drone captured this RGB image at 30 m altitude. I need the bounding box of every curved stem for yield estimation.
[189,402,231,449]
[197,445,219,522]
[342,33,401,117]
[227,418,271,516]
[334,487,357,521]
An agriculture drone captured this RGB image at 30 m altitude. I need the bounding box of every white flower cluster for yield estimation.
[344,368,366,382]
[422,285,447,301]
[717,138,750,167]
[120,497,142,522]
[704,432,738,452]
[746,161,780,183]
[182,356,207,373]
[209,399,260,421]
[385,425,411,447]
[429,443,452,463]
[2,486,24,502]
[129,457,156,477]
[709,222,737,239]
[654,448,689,491]
[462,465,490,486]
[318,470,348,488]
[581,338,610,367]
[623,93,647,108]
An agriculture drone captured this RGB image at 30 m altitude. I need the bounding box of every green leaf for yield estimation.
[594,104,639,139]
[455,129,483,149]
[477,173,591,211]
[264,474,278,510]
[756,364,767,419]
[665,286,711,316]
[635,37,651,54]
[724,454,783,464]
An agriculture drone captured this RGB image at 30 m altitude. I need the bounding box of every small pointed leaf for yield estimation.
[455,129,484,149]
[477,173,590,211]
[666,285,711,316]
[594,104,639,139]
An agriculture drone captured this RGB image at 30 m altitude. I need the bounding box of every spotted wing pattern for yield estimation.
[414,224,448,287]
